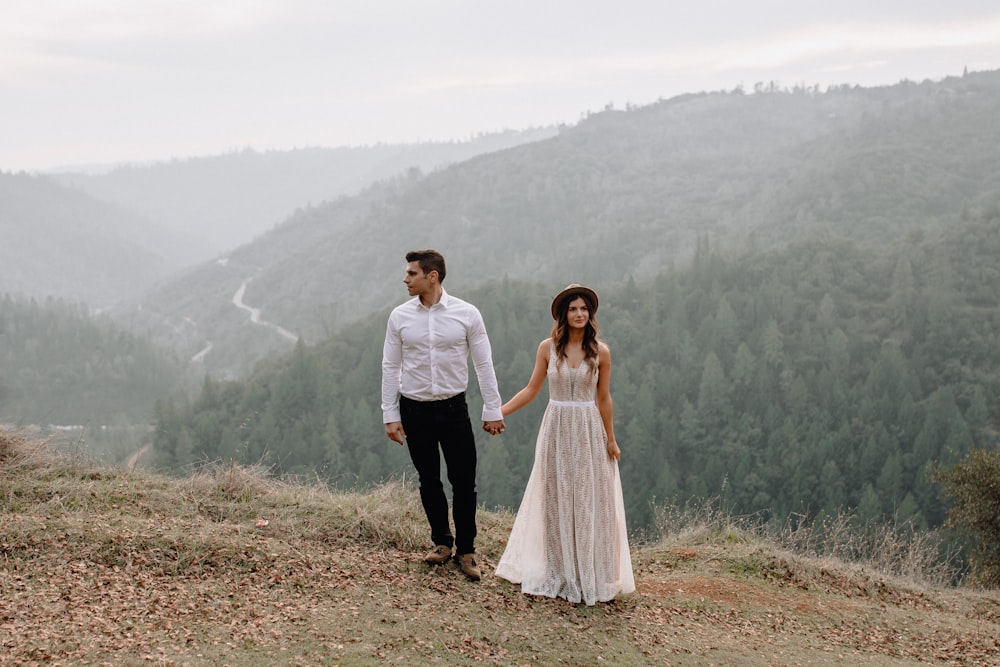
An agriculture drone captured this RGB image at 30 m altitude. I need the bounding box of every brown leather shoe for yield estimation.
[456,553,481,581]
[424,544,453,565]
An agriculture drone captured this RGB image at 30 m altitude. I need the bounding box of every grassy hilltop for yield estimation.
[1,428,998,666]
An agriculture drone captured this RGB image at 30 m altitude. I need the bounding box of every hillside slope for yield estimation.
[121,70,1000,376]
[2,430,997,666]
[0,172,207,308]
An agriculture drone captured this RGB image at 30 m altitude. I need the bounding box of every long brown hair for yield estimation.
[550,293,600,373]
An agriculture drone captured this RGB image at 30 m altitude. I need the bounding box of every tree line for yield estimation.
[0,294,189,426]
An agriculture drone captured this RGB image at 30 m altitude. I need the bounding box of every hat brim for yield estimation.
[551,284,599,319]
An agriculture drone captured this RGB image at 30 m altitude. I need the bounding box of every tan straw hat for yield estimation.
[551,284,599,320]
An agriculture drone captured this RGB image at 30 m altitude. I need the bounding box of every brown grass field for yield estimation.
[2,428,999,666]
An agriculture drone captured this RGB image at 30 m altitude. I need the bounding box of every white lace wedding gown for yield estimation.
[495,344,635,605]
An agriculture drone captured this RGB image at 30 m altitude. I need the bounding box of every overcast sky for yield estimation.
[3,0,999,172]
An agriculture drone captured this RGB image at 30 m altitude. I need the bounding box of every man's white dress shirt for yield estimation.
[381,289,503,424]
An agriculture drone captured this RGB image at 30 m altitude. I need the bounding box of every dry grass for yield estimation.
[652,496,961,588]
[0,428,63,469]
[2,428,999,666]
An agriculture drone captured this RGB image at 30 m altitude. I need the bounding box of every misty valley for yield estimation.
[3,70,1000,550]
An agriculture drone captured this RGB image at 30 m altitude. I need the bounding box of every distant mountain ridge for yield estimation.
[52,129,559,257]
[0,172,206,308]
[5,129,555,311]
[120,70,1000,376]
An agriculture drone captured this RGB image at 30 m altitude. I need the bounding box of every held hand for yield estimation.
[606,438,621,462]
[385,422,406,446]
[483,419,506,435]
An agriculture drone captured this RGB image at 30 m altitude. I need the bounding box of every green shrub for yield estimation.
[932,448,1000,587]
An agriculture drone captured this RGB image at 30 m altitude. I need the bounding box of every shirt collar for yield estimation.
[414,288,449,310]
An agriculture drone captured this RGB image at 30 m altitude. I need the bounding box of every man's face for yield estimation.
[404,261,435,296]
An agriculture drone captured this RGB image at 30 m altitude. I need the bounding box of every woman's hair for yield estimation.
[405,249,446,282]
[550,293,600,373]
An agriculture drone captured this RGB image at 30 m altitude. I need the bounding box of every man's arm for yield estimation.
[466,307,504,426]
[381,314,403,426]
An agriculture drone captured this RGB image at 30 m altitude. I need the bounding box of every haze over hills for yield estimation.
[117,70,1000,377]
[0,172,209,308]
[5,69,999,381]
[3,128,554,311]
[50,129,558,258]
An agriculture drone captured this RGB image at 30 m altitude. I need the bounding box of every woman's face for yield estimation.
[566,297,590,329]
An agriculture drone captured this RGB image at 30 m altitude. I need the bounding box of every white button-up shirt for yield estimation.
[381,289,503,424]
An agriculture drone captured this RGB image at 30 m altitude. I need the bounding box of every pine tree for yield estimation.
[696,352,731,431]
[889,251,916,329]
[857,483,882,522]
[762,319,784,368]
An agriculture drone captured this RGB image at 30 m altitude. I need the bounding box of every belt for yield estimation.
[400,392,466,408]
[549,400,595,407]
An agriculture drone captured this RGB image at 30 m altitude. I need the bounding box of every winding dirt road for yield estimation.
[232,278,299,343]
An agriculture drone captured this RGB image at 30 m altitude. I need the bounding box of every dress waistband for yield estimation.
[549,399,595,407]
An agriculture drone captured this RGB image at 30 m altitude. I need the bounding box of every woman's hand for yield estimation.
[606,438,621,462]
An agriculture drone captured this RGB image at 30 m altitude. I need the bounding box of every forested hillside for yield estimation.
[124,70,1000,378]
[0,172,206,307]
[0,295,190,426]
[113,176,410,377]
[152,208,1000,532]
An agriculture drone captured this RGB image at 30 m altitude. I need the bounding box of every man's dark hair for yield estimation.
[406,249,447,282]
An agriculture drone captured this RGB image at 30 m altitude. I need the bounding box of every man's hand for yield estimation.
[385,421,406,446]
[483,419,506,435]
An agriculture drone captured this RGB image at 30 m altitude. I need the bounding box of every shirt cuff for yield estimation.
[481,406,503,422]
[383,408,401,423]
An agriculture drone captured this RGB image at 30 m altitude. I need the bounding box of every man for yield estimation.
[381,249,505,581]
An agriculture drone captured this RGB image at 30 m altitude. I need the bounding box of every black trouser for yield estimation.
[399,392,478,555]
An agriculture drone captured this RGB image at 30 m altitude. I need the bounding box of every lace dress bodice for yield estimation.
[547,352,596,403]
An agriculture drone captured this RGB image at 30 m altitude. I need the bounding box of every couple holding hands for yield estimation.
[381,249,634,606]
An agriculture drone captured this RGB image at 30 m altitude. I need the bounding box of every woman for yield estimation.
[494,284,635,605]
